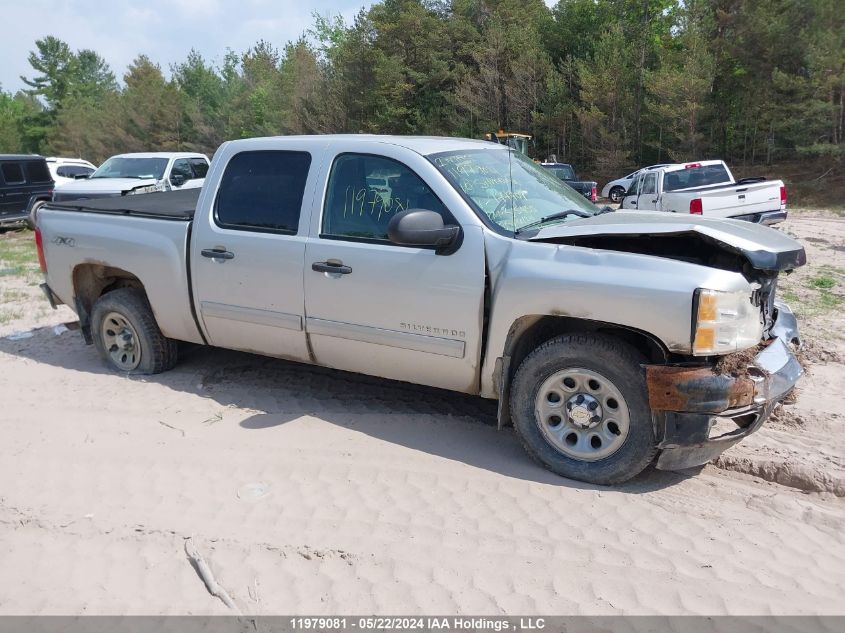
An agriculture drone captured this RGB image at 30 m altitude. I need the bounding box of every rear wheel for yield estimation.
[609,186,625,203]
[91,288,178,374]
[510,333,657,485]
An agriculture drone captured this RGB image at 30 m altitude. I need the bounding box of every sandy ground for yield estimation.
[0,211,843,615]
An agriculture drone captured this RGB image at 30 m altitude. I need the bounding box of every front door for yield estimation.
[636,172,659,211]
[190,148,316,361]
[304,150,485,393]
[620,174,641,210]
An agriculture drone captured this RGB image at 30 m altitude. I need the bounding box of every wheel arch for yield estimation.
[72,263,148,343]
[494,314,670,428]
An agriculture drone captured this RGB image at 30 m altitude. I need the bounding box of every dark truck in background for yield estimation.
[0,155,53,230]
[540,162,598,202]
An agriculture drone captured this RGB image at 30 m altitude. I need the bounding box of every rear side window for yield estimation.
[190,158,209,178]
[57,165,94,178]
[1,162,26,185]
[215,151,311,234]
[25,160,52,183]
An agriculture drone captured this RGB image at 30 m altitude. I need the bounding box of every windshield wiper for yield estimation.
[515,208,592,234]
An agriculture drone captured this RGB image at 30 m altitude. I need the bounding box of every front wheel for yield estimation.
[91,288,178,374]
[510,333,657,485]
[609,186,625,203]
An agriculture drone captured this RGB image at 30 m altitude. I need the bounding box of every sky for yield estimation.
[1,0,558,94]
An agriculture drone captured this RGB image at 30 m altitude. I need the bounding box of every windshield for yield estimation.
[91,157,168,180]
[431,149,597,233]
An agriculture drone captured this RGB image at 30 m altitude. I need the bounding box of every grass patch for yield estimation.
[0,288,29,303]
[819,292,844,309]
[0,233,40,279]
[0,307,23,325]
[811,275,836,290]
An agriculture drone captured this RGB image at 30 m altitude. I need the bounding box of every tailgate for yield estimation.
[701,181,783,217]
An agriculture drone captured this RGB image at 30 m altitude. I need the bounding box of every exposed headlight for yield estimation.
[692,289,764,355]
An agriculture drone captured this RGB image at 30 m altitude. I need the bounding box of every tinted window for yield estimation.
[171,159,193,182]
[1,162,25,185]
[25,160,51,183]
[57,165,94,178]
[190,158,209,178]
[641,173,657,195]
[216,151,311,234]
[323,154,450,241]
[663,164,731,191]
[626,175,641,196]
[548,165,576,180]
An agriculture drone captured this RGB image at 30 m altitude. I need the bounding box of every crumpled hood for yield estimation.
[531,212,806,271]
[54,177,160,195]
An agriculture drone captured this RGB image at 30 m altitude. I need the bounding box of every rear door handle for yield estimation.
[312,261,352,275]
[201,248,234,260]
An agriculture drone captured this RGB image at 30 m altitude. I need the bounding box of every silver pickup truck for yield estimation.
[33,135,806,485]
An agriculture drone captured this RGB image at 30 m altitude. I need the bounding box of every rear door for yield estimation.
[0,162,28,218]
[190,146,320,361]
[302,144,485,393]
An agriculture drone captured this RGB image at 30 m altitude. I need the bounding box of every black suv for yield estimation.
[0,155,54,230]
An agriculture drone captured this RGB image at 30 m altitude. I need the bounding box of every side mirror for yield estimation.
[388,209,460,254]
[171,174,186,187]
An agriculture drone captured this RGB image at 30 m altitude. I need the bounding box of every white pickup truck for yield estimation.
[619,160,787,225]
[32,135,806,485]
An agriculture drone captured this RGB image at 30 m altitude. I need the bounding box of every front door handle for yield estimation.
[312,260,352,275]
[201,248,234,260]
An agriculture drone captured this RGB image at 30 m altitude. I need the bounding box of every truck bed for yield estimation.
[45,188,200,220]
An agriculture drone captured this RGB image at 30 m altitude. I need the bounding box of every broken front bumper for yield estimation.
[646,301,803,471]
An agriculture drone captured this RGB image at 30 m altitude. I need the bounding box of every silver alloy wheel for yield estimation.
[534,367,630,461]
[609,187,624,203]
[101,311,142,371]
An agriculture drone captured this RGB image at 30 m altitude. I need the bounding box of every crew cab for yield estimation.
[52,152,209,202]
[33,136,806,485]
[619,160,787,225]
[540,162,597,202]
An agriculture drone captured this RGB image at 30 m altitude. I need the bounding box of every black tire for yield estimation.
[609,186,625,203]
[510,333,657,485]
[91,287,178,374]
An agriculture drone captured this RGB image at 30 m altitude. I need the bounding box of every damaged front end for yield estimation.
[646,300,803,471]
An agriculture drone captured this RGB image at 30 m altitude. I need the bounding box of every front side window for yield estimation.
[641,173,657,195]
[1,162,25,185]
[431,149,597,233]
[322,154,450,242]
[91,157,168,180]
[627,175,641,197]
[170,159,193,182]
[215,150,311,234]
